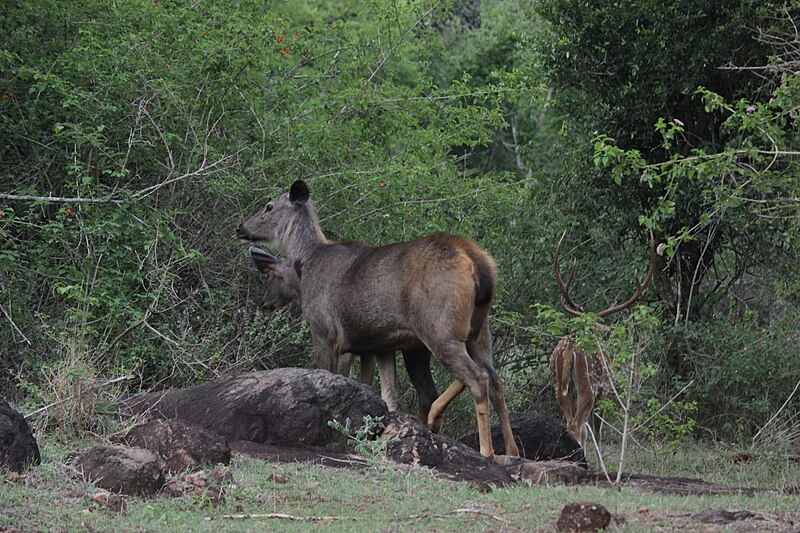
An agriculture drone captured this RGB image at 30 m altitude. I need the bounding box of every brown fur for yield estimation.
[549,337,609,445]
[249,247,438,422]
[237,181,518,460]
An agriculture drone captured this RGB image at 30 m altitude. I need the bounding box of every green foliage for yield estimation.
[5,441,800,532]
[327,415,395,460]
[2,0,798,447]
[664,312,800,441]
[0,0,533,401]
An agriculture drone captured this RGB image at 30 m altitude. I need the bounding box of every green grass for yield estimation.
[2,436,799,532]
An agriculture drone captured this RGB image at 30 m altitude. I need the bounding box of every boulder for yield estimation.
[459,414,586,467]
[119,368,389,450]
[115,418,230,473]
[0,398,41,472]
[555,502,612,532]
[382,412,515,489]
[78,445,164,496]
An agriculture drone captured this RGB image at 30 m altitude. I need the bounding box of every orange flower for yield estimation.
[279,49,286,56]
[294,33,301,39]
[275,34,282,44]
[151,2,160,6]
[0,211,4,217]
[379,183,386,188]
[66,208,74,215]
[1,94,10,99]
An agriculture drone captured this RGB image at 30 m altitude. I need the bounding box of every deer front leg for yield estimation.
[312,336,339,373]
[551,338,580,442]
[374,352,397,411]
[571,350,599,447]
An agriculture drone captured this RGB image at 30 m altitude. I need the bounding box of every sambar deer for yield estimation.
[551,231,656,446]
[248,246,439,422]
[237,180,518,460]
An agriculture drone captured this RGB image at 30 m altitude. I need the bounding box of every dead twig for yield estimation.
[206,513,354,522]
[405,508,509,524]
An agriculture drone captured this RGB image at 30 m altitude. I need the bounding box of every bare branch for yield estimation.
[1,303,31,344]
[0,193,125,205]
[366,2,441,84]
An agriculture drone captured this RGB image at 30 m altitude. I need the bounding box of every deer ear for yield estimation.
[293,259,303,279]
[289,180,310,205]
[250,246,279,274]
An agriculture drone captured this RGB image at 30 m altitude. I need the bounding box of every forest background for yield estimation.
[1,0,798,451]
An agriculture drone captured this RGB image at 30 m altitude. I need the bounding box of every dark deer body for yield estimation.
[249,246,438,422]
[551,231,656,446]
[238,181,518,459]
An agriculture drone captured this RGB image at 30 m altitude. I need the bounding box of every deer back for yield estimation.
[299,233,495,354]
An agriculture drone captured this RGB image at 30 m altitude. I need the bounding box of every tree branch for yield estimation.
[1,303,31,344]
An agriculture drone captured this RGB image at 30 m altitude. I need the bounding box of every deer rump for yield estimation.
[299,233,495,358]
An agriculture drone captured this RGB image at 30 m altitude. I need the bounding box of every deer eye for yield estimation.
[265,204,274,212]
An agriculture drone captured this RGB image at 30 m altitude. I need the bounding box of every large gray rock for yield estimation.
[115,418,231,474]
[119,368,389,449]
[0,398,41,472]
[78,445,164,496]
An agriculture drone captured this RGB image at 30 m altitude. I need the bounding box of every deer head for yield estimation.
[249,246,302,312]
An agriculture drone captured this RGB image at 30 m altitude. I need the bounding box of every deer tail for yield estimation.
[468,249,497,308]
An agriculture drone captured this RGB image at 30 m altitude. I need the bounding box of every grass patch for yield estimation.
[3,434,799,532]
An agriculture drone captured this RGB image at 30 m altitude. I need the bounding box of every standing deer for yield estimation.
[248,246,439,422]
[551,231,656,446]
[237,181,518,459]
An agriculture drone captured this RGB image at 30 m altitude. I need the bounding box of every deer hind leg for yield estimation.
[467,324,519,458]
[423,337,495,458]
[401,346,439,423]
[427,379,465,433]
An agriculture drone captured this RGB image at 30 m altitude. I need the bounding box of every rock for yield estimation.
[77,445,164,496]
[504,459,587,486]
[0,398,41,472]
[382,412,515,489]
[115,418,231,474]
[555,501,612,532]
[459,414,586,467]
[119,368,388,449]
